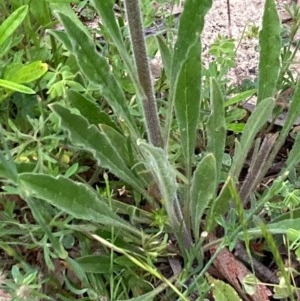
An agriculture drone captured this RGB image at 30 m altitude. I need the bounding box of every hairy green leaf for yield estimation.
[165,0,211,143]
[267,80,300,170]
[18,173,141,236]
[174,42,201,177]
[171,0,212,81]
[51,104,146,196]
[91,0,130,69]
[55,12,138,136]
[230,97,275,178]
[206,176,233,231]
[68,90,117,130]
[207,78,226,182]
[157,36,173,81]
[137,140,192,248]
[190,153,216,239]
[257,0,281,103]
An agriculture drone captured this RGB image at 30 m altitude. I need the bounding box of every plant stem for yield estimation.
[124,0,164,148]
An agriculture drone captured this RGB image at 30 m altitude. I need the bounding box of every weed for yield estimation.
[1,0,300,300]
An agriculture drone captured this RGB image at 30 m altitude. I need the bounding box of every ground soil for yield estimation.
[202,0,296,84]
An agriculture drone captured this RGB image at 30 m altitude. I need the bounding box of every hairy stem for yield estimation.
[124,0,163,148]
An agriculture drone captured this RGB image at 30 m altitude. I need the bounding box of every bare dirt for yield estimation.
[202,0,296,84]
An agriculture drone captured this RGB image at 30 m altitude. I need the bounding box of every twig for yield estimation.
[234,241,279,284]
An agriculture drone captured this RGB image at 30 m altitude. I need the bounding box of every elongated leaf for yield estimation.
[157,36,173,81]
[0,152,18,182]
[230,97,275,178]
[68,90,117,130]
[266,80,300,169]
[284,131,300,173]
[207,78,226,182]
[166,0,211,144]
[48,30,72,51]
[0,79,35,94]
[224,89,256,107]
[171,0,212,81]
[91,0,127,59]
[0,5,28,47]
[137,141,177,207]
[18,173,140,236]
[174,42,201,177]
[190,154,216,239]
[51,3,91,36]
[77,255,121,273]
[257,0,281,104]
[29,0,52,27]
[90,0,141,89]
[206,176,233,231]
[4,61,48,84]
[239,218,300,240]
[51,104,146,196]
[137,140,192,248]
[54,12,138,136]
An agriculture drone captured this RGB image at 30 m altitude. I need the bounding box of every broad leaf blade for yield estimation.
[4,61,48,84]
[257,0,281,104]
[207,78,226,183]
[55,12,138,136]
[18,173,140,236]
[190,153,216,239]
[51,104,146,195]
